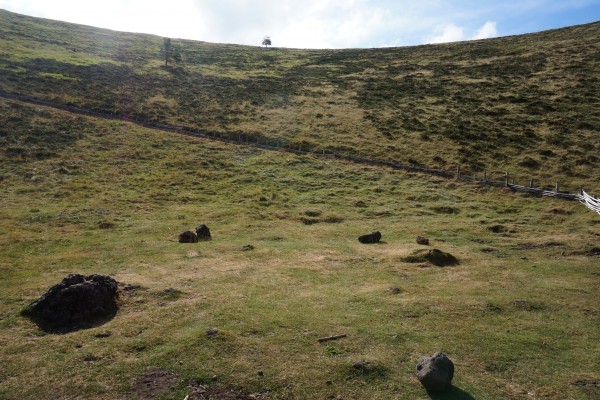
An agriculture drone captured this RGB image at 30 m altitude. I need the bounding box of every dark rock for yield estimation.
[402,249,459,267]
[416,352,454,393]
[22,274,119,332]
[195,224,212,240]
[358,231,381,244]
[353,360,373,370]
[416,236,429,245]
[98,221,115,229]
[489,224,507,233]
[206,327,219,336]
[241,244,254,251]
[179,230,198,243]
[389,286,401,294]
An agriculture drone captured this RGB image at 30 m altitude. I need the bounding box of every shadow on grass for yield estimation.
[428,386,475,400]
[22,306,118,334]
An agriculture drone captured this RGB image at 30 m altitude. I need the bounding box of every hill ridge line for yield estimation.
[2,90,598,215]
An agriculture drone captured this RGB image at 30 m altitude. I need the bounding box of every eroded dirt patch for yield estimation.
[133,369,179,400]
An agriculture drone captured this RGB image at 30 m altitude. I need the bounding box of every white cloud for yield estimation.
[426,20,498,44]
[0,0,594,48]
[0,0,202,40]
[191,0,390,48]
[428,24,464,44]
[472,21,498,39]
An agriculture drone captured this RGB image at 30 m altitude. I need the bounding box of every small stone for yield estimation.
[353,360,373,370]
[358,231,381,244]
[416,352,454,393]
[179,230,198,243]
[195,224,211,240]
[206,327,219,336]
[389,286,401,294]
[241,245,255,251]
[98,221,115,229]
[257,371,264,377]
[416,236,429,245]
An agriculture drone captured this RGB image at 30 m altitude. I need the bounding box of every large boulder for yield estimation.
[358,231,381,244]
[22,274,119,332]
[416,352,454,392]
[195,224,212,240]
[179,230,199,243]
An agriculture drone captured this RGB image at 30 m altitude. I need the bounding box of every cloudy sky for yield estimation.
[1,0,599,48]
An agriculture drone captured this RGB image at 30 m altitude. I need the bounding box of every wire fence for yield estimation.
[1,90,599,216]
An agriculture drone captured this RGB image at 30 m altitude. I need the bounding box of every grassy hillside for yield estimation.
[0,9,599,192]
[0,9,599,400]
[0,100,600,399]
[1,98,599,399]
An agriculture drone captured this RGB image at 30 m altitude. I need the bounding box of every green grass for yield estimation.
[1,9,599,399]
[0,99,599,399]
[1,9,599,192]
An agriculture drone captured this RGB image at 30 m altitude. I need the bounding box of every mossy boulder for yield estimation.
[402,249,459,267]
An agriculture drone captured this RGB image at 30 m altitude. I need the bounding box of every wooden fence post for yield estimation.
[483,171,487,182]
[530,179,533,188]
[555,182,559,193]
[505,172,509,187]
[456,165,460,180]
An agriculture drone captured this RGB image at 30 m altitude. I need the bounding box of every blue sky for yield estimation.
[1,0,599,48]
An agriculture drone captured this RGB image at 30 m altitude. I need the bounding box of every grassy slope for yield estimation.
[0,9,599,192]
[0,9,599,400]
[0,98,599,399]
